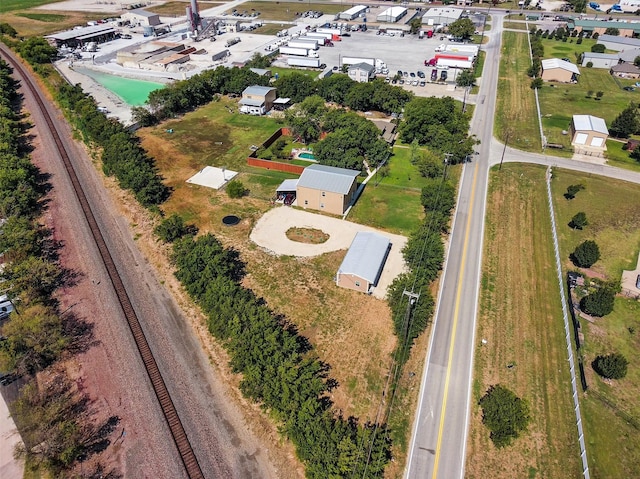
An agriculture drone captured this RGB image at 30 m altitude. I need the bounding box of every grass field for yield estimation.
[467,164,582,479]
[2,10,109,36]
[224,2,345,21]
[495,31,541,150]
[604,139,640,171]
[0,0,59,14]
[550,169,640,478]
[503,21,528,30]
[137,99,400,422]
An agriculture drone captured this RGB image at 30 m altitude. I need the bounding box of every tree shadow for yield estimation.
[61,310,98,355]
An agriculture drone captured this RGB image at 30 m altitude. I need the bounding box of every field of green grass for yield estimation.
[0,0,59,14]
[467,164,581,479]
[550,168,640,478]
[503,21,528,30]
[495,31,541,150]
[604,139,640,171]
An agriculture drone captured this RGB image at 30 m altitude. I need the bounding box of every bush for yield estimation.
[591,44,606,53]
[569,211,588,229]
[479,385,530,448]
[530,77,544,89]
[564,183,585,199]
[593,353,628,379]
[226,179,246,198]
[571,240,600,268]
[154,214,197,243]
[586,61,593,68]
[580,287,616,317]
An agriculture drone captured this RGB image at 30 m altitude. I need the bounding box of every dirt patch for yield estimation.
[285,227,329,244]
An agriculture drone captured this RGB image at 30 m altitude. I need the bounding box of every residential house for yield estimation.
[239,86,277,115]
[348,62,376,83]
[570,114,609,154]
[296,164,360,215]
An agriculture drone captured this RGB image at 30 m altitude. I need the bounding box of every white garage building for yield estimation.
[570,114,609,155]
[377,6,408,23]
[421,7,463,27]
[121,9,161,27]
[339,5,368,20]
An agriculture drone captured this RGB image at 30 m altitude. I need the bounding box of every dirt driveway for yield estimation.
[250,207,407,299]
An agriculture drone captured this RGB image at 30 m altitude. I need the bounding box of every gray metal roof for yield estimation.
[349,62,376,73]
[598,34,640,47]
[338,232,391,284]
[618,47,640,62]
[128,9,158,17]
[239,98,264,106]
[581,52,619,60]
[572,115,609,135]
[46,24,116,41]
[276,179,299,192]
[297,164,360,195]
[242,85,276,96]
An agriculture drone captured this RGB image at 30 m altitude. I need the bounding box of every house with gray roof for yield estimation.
[610,62,640,78]
[617,47,640,63]
[336,232,391,293]
[580,52,620,69]
[239,85,277,115]
[348,62,376,83]
[297,164,360,215]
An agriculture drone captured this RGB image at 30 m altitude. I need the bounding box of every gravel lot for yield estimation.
[250,207,407,299]
[6,46,284,479]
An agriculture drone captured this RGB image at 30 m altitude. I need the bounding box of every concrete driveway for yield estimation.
[250,207,407,299]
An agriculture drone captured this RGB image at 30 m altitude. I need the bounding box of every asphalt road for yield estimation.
[405,13,505,479]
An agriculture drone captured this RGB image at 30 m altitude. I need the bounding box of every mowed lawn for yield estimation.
[495,32,541,150]
[551,169,640,478]
[467,164,581,479]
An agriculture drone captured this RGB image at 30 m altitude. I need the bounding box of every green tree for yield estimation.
[273,72,316,103]
[610,103,640,138]
[154,213,197,243]
[604,27,620,36]
[634,56,640,67]
[409,17,423,34]
[18,37,57,65]
[571,240,600,268]
[564,183,585,199]
[0,23,18,37]
[456,69,476,87]
[447,18,476,39]
[596,91,604,100]
[590,43,606,53]
[569,211,588,229]
[530,77,544,89]
[580,287,616,316]
[479,385,531,448]
[593,353,628,379]
[226,179,246,198]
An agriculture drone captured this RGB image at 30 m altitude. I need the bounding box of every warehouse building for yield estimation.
[377,6,408,23]
[597,34,640,52]
[541,58,580,82]
[297,164,360,215]
[336,232,391,294]
[339,5,368,20]
[121,9,161,27]
[46,24,117,48]
[568,19,640,37]
[580,52,619,69]
[421,7,463,28]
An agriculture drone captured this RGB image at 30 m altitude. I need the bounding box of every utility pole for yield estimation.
[499,131,510,170]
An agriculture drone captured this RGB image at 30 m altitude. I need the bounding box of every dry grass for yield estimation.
[147,1,222,16]
[4,10,111,36]
[466,164,581,479]
[285,227,329,244]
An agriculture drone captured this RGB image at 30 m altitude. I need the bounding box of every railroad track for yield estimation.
[0,47,205,479]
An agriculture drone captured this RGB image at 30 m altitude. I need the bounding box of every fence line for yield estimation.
[524,25,546,150]
[546,167,590,479]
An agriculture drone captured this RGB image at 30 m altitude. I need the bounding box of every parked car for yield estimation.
[410,72,416,78]
[417,70,425,78]
[431,69,438,81]
[440,70,448,81]
[419,80,426,87]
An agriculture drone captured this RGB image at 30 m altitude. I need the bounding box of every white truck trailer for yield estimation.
[288,39,318,50]
[287,57,322,68]
[280,46,318,57]
[444,44,479,57]
[341,56,386,70]
[436,58,474,69]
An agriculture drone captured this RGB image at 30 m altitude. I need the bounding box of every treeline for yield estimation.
[527,31,544,78]
[171,233,391,478]
[285,95,390,170]
[56,82,169,208]
[0,59,118,476]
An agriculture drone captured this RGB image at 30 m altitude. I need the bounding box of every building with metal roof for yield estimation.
[568,19,640,37]
[121,9,161,27]
[580,52,619,68]
[348,62,376,83]
[421,7,463,27]
[541,58,580,82]
[239,86,277,115]
[377,6,408,23]
[297,164,360,215]
[597,34,640,51]
[45,24,117,47]
[336,231,391,293]
[339,5,368,20]
[570,115,609,154]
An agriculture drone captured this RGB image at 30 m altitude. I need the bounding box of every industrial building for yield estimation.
[597,34,640,51]
[116,41,198,72]
[336,232,391,294]
[339,5,368,21]
[296,164,360,215]
[568,19,640,37]
[421,7,463,28]
[579,52,619,69]
[45,24,117,48]
[120,9,161,27]
[376,7,408,23]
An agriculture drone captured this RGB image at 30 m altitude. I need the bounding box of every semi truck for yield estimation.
[307,32,333,41]
[287,57,322,68]
[280,46,319,57]
[341,56,386,70]
[288,39,318,50]
[225,37,241,47]
[437,57,474,69]
[305,34,328,45]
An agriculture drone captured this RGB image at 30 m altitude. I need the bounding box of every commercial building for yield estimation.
[541,58,580,82]
[570,115,609,153]
[45,24,117,48]
[421,7,463,27]
[239,86,277,115]
[339,5,368,21]
[348,62,376,83]
[580,52,620,69]
[296,164,360,215]
[568,19,640,37]
[377,7,408,23]
[597,34,640,51]
[121,9,161,27]
[336,232,391,294]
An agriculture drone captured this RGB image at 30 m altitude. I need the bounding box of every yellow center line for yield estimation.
[431,162,480,479]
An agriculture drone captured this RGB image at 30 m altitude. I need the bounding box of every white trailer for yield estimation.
[288,39,318,50]
[341,56,386,69]
[444,44,479,56]
[287,57,321,68]
[316,27,341,36]
[305,34,328,45]
[307,32,333,41]
[436,58,474,69]
[280,46,318,57]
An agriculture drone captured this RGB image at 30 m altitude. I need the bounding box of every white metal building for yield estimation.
[570,115,609,151]
[597,34,640,51]
[336,232,391,294]
[421,7,463,27]
[377,7,408,23]
[580,52,619,69]
[339,5,367,20]
[348,62,376,83]
[121,9,161,27]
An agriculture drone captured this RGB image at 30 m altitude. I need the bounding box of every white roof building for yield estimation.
[421,7,464,26]
[541,58,581,74]
[336,232,391,293]
[377,6,408,23]
[572,115,609,135]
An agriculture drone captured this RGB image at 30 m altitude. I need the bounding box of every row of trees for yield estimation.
[285,96,391,170]
[56,82,170,207]
[170,233,391,477]
[0,59,117,475]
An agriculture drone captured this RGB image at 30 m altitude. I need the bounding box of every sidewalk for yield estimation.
[0,392,24,479]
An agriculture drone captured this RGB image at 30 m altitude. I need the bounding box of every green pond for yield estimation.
[75,67,164,106]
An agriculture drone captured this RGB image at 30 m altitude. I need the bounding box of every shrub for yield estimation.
[569,211,588,229]
[564,183,585,199]
[154,214,197,243]
[479,385,530,448]
[580,287,615,317]
[226,179,246,198]
[571,240,600,268]
[593,353,628,379]
[530,77,544,89]
[591,44,606,53]
[586,61,593,68]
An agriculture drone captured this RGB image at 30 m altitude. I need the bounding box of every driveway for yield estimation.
[250,207,407,299]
